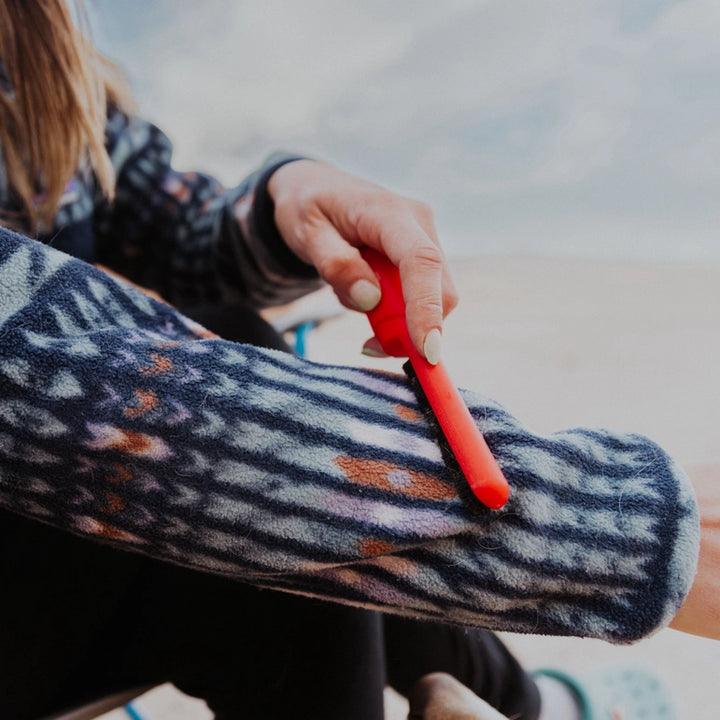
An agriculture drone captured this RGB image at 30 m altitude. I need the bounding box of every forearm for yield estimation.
[0,228,699,644]
[95,109,321,307]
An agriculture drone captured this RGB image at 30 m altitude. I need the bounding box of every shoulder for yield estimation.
[104,104,173,171]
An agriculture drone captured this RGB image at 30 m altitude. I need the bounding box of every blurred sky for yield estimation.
[89,0,720,260]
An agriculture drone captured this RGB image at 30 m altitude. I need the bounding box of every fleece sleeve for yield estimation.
[92,107,321,308]
[0,227,699,644]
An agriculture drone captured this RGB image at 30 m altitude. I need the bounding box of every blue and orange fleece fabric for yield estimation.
[0,226,699,644]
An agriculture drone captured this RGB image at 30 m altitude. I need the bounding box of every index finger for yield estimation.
[379,224,458,364]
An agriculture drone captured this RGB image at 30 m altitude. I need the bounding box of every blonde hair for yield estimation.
[0,0,132,234]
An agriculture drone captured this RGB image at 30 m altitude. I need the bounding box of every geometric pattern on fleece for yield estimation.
[0,227,699,644]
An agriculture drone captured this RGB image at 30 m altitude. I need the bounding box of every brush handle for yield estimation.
[361,247,509,510]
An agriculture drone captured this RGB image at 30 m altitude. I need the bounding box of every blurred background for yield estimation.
[89,0,720,261]
[85,4,720,717]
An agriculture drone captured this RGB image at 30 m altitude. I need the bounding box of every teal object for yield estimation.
[124,701,145,720]
[534,666,676,719]
[294,320,316,357]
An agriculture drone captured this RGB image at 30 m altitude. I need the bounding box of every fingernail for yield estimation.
[350,280,381,312]
[423,328,442,365]
[361,337,388,358]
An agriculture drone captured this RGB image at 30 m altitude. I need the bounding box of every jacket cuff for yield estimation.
[403,361,700,643]
[252,153,320,280]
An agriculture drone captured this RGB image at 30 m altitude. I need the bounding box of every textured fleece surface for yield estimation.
[0,227,699,644]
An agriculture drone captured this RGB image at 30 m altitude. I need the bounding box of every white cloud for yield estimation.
[90,0,720,259]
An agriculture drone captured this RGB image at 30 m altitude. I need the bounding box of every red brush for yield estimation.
[361,247,510,510]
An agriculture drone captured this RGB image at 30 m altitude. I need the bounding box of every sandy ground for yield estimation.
[300,254,720,719]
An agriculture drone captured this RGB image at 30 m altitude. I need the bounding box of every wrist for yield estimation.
[253,154,318,279]
[266,158,319,203]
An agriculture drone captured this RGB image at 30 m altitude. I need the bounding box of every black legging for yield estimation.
[0,304,539,720]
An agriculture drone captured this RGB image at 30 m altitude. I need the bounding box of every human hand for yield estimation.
[268,159,458,364]
[407,673,510,719]
[669,461,720,640]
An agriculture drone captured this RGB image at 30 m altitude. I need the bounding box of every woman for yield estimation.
[0,2,712,720]
[0,3,539,719]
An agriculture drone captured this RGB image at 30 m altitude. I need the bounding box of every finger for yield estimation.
[360,198,457,362]
[407,200,459,320]
[399,243,445,364]
[302,221,382,313]
[379,228,447,363]
[408,198,440,245]
[361,336,389,358]
[439,265,460,319]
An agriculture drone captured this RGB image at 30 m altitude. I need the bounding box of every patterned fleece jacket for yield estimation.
[0,223,700,645]
[0,103,701,644]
